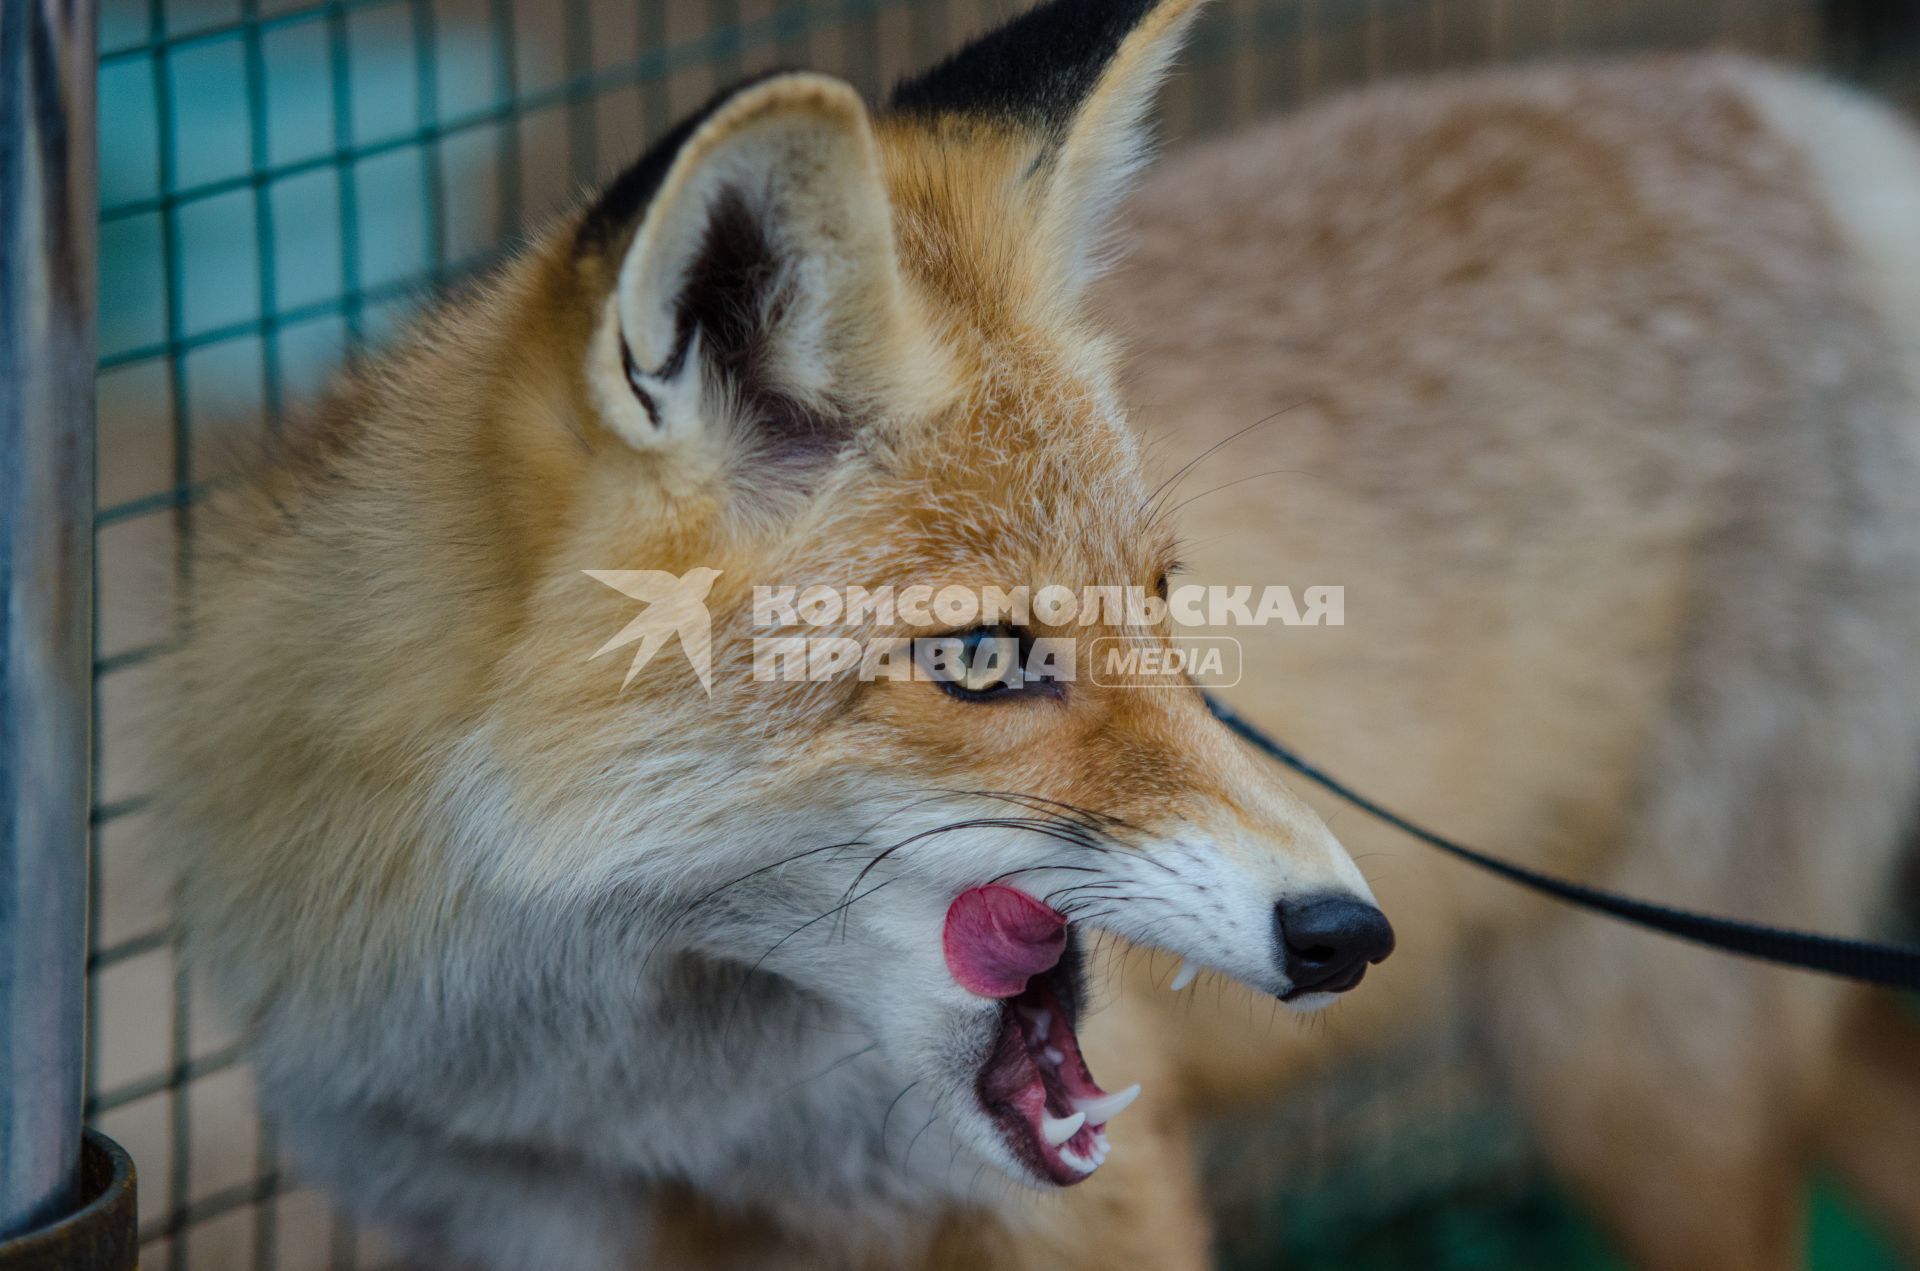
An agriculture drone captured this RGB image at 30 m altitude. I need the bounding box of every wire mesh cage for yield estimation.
[84,0,1920,1267]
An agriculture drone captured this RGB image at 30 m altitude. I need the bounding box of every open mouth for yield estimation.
[944,885,1141,1185]
[979,944,1141,1182]
[1278,959,1370,1004]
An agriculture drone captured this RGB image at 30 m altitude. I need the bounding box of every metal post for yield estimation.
[0,0,97,1242]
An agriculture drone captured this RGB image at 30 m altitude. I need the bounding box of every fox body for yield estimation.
[1110,53,1920,1271]
[154,0,1920,1266]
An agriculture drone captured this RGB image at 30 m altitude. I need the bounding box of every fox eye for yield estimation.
[922,627,1024,701]
[1154,573,1169,602]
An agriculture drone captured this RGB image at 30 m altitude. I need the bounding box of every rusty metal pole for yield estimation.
[0,0,98,1245]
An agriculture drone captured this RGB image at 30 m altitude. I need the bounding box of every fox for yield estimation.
[148,0,1920,1266]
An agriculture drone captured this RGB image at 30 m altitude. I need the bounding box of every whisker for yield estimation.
[643,837,876,968]
[1163,467,1315,519]
[902,1109,941,1174]
[944,789,1141,835]
[880,1080,920,1150]
[840,815,1126,905]
[722,878,901,1050]
[782,1043,880,1093]
[1141,402,1308,520]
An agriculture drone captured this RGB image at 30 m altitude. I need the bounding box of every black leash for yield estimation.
[1204,694,1920,993]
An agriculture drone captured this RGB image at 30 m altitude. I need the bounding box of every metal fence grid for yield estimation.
[85,0,1917,1267]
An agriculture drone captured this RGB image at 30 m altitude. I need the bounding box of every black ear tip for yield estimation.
[887,0,1168,131]
[577,67,818,256]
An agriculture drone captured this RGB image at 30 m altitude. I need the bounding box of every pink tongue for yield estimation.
[943,885,1068,998]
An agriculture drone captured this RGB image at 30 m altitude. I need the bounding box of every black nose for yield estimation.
[1276,896,1395,993]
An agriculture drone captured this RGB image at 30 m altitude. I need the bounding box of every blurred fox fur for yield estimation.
[151,0,1920,1267]
[1108,47,1920,1271]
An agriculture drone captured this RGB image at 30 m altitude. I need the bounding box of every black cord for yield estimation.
[1205,694,1920,992]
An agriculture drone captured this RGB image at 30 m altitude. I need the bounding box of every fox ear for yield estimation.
[889,0,1206,297]
[582,73,937,468]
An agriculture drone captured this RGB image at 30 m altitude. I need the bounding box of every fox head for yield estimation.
[164,0,1387,1201]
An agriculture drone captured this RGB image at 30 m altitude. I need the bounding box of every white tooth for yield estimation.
[1020,1008,1051,1042]
[1071,1082,1141,1126]
[1043,1045,1065,1066]
[1057,1145,1097,1175]
[1041,1111,1086,1146]
[1169,960,1199,992]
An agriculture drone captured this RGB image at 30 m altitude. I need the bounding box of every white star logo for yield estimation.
[584,566,723,694]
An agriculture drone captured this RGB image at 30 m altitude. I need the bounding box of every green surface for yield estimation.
[1812,1177,1909,1271]
[1227,1175,1909,1270]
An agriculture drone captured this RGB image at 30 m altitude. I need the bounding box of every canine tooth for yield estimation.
[1071,1083,1141,1126]
[1041,1111,1086,1146]
[1043,1045,1066,1066]
[1169,960,1199,992]
[1020,1007,1051,1042]
[1057,1145,1097,1174]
